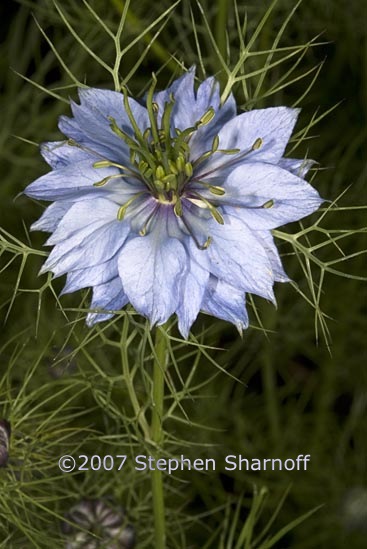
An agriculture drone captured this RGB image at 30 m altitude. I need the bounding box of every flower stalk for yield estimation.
[151,324,169,549]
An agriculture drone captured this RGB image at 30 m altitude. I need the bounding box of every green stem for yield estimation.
[151,325,169,549]
[261,307,280,447]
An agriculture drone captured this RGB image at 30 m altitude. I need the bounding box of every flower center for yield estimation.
[86,76,272,248]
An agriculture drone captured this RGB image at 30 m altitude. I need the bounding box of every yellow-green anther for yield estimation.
[262,199,274,209]
[194,180,226,195]
[143,128,151,141]
[184,162,193,177]
[174,199,183,217]
[154,179,165,191]
[152,102,159,114]
[209,185,225,196]
[130,150,136,165]
[252,137,263,150]
[158,129,166,142]
[139,160,149,174]
[108,116,126,140]
[212,135,220,152]
[192,193,225,225]
[210,208,225,225]
[218,148,240,155]
[202,236,212,249]
[176,155,185,172]
[162,174,177,192]
[155,165,165,180]
[117,204,128,220]
[197,107,215,127]
[168,160,178,175]
[93,160,113,168]
[117,192,145,220]
[93,176,112,187]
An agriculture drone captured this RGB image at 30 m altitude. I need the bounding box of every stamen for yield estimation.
[117,192,145,221]
[174,198,183,217]
[194,137,263,180]
[189,192,225,225]
[194,181,226,195]
[93,174,125,187]
[212,135,219,152]
[195,107,215,128]
[184,162,193,177]
[252,137,263,150]
[180,216,212,250]
[139,205,159,236]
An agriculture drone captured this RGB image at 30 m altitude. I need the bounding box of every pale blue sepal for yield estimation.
[61,257,119,294]
[202,216,276,301]
[254,231,290,283]
[201,277,249,332]
[30,200,73,232]
[86,277,129,326]
[220,162,323,230]
[176,242,210,338]
[24,161,120,201]
[41,200,128,276]
[40,141,92,168]
[118,224,188,326]
[196,106,300,177]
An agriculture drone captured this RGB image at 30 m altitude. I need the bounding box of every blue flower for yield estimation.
[25,69,323,337]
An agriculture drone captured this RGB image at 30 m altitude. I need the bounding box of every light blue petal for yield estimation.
[220,162,323,229]
[118,222,188,326]
[153,69,196,129]
[24,161,136,201]
[42,199,128,275]
[196,107,300,177]
[59,88,148,164]
[254,231,289,282]
[86,277,128,326]
[201,277,248,331]
[46,197,119,245]
[202,215,275,300]
[31,200,74,232]
[176,244,210,338]
[61,256,119,294]
[40,141,92,168]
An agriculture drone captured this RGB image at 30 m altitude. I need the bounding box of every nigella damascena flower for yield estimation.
[25,69,323,337]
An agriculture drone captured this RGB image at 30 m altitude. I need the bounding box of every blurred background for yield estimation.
[0,0,366,547]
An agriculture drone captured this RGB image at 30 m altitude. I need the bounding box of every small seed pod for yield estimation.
[61,499,136,548]
[0,419,11,467]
